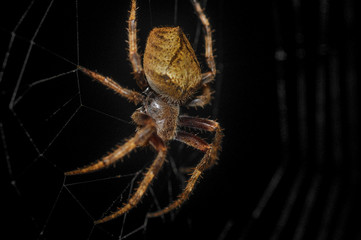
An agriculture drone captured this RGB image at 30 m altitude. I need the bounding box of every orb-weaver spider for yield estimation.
[66,0,223,224]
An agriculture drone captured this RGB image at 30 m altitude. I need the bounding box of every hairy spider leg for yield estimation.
[95,134,167,224]
[191,0,216,78]
[147,116,223,217]
[128,0,148,89]
[186,84,213,108]
[78,66,143,105]
[65,122,155,176]
[176,131,210,152]
[186,0,216,108]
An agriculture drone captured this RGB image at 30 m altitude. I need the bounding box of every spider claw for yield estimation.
[94,204,132,225]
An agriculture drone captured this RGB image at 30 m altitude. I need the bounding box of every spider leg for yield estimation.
[178,116,223,171]
[128,0,148,90]
[186,84,213,108]
[147,117,223,217]
[175,131,210,152]
[187,0,215,108]
[78,66,143,105]
[65,121,155,176]
[95,134,167,224]
[191,0,216,80]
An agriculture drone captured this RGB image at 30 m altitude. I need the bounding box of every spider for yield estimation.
[65,0,223,224]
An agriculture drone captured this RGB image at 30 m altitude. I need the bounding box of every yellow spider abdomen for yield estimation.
[143,27,202,103]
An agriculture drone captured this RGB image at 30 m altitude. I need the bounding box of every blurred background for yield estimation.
[1,0,360,239]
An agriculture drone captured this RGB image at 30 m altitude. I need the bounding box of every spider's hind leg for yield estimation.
[191,0,216,79]
[128,0,148,89]
[187,0,216,108]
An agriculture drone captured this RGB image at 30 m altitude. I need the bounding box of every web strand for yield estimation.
[9,0,54,109]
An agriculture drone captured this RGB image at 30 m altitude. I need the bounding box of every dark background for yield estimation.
[1,0,360,239]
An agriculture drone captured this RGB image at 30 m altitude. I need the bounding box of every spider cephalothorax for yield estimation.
[65,0,223,224]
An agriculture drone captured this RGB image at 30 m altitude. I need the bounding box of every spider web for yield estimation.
[2,0,361,240]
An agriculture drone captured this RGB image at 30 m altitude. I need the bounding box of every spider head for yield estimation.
[143,27,202,103]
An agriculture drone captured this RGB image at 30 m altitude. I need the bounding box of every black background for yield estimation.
[1,0,360,239]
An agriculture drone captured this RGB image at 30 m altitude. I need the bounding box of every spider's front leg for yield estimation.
[65,116,155,176]
[147,116,223,217]
[95,133,167,224]
[66,111,168,224]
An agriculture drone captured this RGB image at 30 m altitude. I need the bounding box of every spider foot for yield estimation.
[147,169,202,218]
